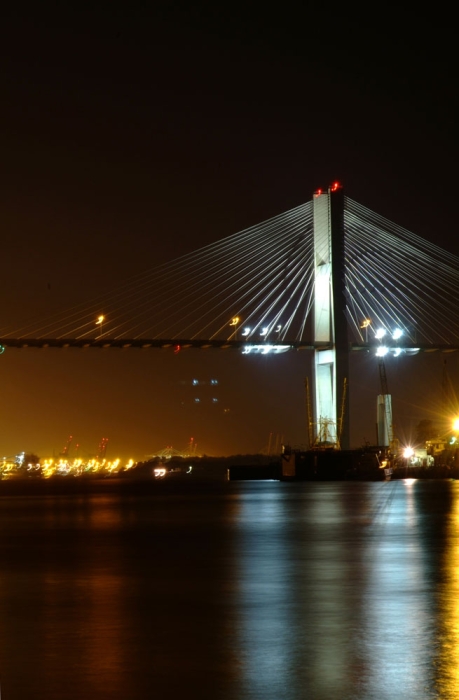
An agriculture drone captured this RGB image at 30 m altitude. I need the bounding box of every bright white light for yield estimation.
[242,327,251,337]
[403,478,416,485]
[242,345,291,355]
[403,446,414,459]
[376,346,389,357]
[154,467,166,478]
[260,327,269,336]
[392,328,403,340]
[393,348,402,357]
[275,324,282,332]
[375,328,386,339]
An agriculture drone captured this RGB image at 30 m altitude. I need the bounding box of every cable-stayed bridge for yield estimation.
[2,184,459,449]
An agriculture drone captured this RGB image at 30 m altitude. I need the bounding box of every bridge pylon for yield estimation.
[312,184,350,449]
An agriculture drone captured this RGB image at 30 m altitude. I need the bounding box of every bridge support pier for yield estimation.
[312,185,350,449]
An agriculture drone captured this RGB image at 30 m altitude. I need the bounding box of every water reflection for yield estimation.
[1,480,459,698]
[435,482,459,697]
[229,481,457,700]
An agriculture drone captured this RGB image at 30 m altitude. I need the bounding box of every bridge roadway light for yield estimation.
[375,328,386,340]
[360,318,371,342]
[229,316,240,340]
[376,346,389,357]
[96,314,105,337]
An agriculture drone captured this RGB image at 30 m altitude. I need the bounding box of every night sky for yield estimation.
[0,4,457,460]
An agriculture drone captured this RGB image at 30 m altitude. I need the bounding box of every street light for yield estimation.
[96,314,105,338]
[229,316,240,340]
[360,318,371,342]
[451,417,459,445]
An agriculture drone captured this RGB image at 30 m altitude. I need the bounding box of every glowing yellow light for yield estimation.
[96,315,105,325]
[403,446,414,459]
[360,318,371,328]
[453,418,459,432]
[229,316,240,327]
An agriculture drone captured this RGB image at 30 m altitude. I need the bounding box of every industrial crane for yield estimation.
[59,435,73,458]
[377,357,396,451]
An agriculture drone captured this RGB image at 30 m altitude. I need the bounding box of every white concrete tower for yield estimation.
[312,184,350,449]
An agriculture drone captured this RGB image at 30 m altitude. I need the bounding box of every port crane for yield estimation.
[377,357,398,453]
[59,435,73,458]
[98,437,109,460]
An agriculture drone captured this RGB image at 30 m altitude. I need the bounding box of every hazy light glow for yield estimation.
[242,327,251,336]
[392,328,403,340]
[403,447,415,459]
[453,418,459,432]
[242,345,291,355]
[375,328,386,339]
[376,346,389,357]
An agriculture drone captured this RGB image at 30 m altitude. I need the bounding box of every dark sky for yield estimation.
[0,3,457,460]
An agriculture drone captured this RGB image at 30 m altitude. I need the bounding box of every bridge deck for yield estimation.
[0,338,459,352]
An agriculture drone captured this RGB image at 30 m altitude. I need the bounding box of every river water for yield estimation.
[0,477,457,699]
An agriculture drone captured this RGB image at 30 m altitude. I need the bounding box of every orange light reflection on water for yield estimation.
[435,483,459,697]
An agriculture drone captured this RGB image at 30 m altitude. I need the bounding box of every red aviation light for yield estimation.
[314,188,323,197]
[330,181,342,192]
